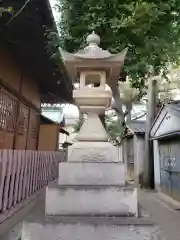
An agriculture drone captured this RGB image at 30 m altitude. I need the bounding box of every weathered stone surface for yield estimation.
[76,113,109,141]
[73,89,112,113]
[68,142,118,162]
[58,162,125,186]
[2,222,22,240]
[22,222,164,240]
[45,185,138,217]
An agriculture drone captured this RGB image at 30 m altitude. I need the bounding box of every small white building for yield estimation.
[150,103,180,201]
[41,104,79,148]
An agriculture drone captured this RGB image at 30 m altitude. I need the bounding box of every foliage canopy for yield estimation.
[54,0,180,89]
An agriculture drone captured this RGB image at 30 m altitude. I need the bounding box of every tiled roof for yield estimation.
[127,120,145,134]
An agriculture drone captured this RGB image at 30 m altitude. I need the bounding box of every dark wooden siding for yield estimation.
[0,47,41,150]
[159,138,180,201]
[0,87,18,148]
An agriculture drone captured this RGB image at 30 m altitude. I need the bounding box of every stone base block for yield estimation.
[22,222,162,240]
[58,162,125,186]
[45,185,138,217]
[68,142,119,162]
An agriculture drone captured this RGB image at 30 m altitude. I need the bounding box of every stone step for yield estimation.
[21,219,161,240]
[27,216,153,226]
[58,162,125,186]
[45,184,138,217]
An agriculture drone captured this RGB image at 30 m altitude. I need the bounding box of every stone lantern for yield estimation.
[47,32,138,217]
[60,32,127,162]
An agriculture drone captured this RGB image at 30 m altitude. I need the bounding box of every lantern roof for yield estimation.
[74,31,112,59]
[59,32,128,82]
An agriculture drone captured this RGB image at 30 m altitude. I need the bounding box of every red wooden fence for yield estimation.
[0,150,64,214]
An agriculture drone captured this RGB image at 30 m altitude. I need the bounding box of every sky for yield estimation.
[50,0,60,22]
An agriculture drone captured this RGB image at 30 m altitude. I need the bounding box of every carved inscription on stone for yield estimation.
[68,148,118,162]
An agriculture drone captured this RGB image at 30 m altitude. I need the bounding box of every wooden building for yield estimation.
[0,0,72,150]
[122,121,145,184]
[38,115,69,151]
[150,103,180,201]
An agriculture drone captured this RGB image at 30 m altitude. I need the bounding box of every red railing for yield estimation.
[0,150,64,215]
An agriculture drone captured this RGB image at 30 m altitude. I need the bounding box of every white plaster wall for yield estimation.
[117,146,123,162]
[153,140,160,190]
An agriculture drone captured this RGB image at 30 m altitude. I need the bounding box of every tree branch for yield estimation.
[5,0,31,26]
[110,84,124,117]
[132,112,146,120]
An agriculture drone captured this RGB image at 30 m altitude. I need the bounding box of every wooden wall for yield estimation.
[122,135,145,185]
[0,46,40,150]
[38,124,59,151]
[133,135,145,186]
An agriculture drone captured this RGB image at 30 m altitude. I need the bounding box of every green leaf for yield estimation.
[49,0,180,91]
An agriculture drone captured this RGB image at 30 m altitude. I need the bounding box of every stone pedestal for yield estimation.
[46,184,137,216]
[58,162,125,185]
[45,159,138,217]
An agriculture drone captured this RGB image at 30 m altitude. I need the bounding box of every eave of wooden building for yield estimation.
[0,0,73,103]
[150,103,180,140]
[122,120,145,139]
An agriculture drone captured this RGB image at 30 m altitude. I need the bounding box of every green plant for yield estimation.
[54,0,180,89]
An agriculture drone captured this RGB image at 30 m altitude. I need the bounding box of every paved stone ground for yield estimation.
[21,223,164,240]
[2,190,180,239]
[139,190,180,240]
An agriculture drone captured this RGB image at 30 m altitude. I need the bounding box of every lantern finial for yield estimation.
[86,31,100,45]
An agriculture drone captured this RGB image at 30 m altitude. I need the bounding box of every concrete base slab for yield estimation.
[58,162,125,186]
[45,185,138,217]
[68,142,118,162]
[22,222,163,240]
[42,216,154,225]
